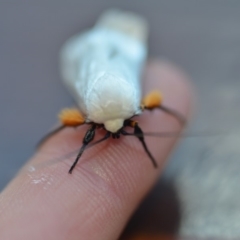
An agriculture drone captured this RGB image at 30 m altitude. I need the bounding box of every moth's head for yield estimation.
[104,118,124,133]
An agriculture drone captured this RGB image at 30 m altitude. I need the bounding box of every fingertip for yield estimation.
[0,59,192,240]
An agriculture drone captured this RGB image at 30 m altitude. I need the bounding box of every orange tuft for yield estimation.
[58,108,85,126]
[130,120,138,127]
[142,90,163,109]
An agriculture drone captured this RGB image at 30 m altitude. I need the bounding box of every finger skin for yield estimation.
[0,60,191,240]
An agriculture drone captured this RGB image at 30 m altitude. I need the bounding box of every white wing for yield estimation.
[60,9,148,132]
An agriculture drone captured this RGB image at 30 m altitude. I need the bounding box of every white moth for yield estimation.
[39,9,185,173]
[60,10,148,133]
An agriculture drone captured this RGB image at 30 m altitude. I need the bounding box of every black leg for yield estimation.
[87,132,111,149]
[69,125,96,174]
[124,120,158,168]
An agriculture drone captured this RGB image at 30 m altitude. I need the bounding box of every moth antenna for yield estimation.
[122,130,224,138]
[158,105,186,126]
[37,108,86,149]
[37,125,66,149]
[142,91,186,125]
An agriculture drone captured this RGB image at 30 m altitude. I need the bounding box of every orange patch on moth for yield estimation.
[58,108,85,126]
[142,90,163,109]
[130,120,138,127]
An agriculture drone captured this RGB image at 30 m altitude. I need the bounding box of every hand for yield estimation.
[0,60,191,240]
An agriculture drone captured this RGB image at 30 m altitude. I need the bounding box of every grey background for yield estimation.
[1,1,240,238]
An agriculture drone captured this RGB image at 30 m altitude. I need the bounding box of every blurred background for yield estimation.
[1,1,240,239]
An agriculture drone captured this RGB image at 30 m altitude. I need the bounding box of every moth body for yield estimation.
[39,10,185,173]
[60,10,148,132]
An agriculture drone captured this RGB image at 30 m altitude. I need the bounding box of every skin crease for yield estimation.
[0,60,191,240]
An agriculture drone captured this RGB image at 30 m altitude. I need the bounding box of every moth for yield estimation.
[39,9,185,173]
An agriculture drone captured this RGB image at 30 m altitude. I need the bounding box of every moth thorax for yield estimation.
[104,119,124,133]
